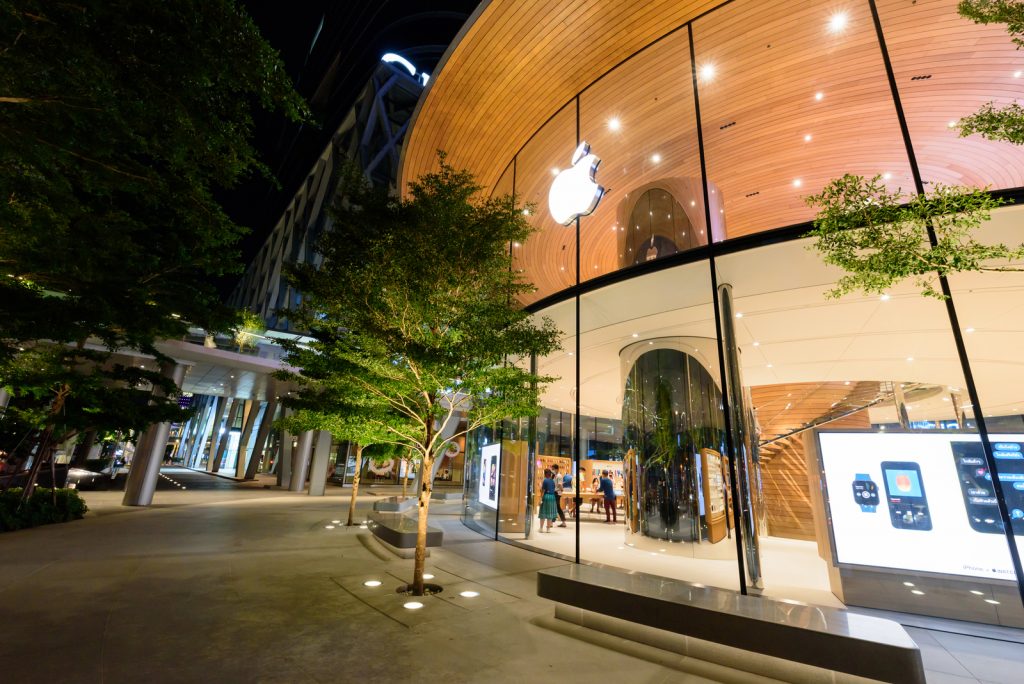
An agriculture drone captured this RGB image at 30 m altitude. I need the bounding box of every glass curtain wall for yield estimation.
[468,0,1024,624]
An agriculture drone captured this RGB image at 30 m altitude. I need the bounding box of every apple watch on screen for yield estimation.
[851,473,879,512]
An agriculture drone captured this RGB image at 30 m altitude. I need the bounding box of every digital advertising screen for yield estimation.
[477,443,501,510]
[817,431,1024,581]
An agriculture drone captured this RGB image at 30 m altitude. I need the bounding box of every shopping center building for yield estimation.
[398,0,1024,628]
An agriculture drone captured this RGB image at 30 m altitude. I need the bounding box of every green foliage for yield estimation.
[281,155,561,466]
[0,487,88,532]
[805,174,1020,299]
[956,1,1024,145]
[959,0,1024,47]
[234,310,266,351]
[958,102,1024,145]
[0,0,307,453]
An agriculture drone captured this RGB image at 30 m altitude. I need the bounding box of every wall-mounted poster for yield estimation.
[478,443,501,509]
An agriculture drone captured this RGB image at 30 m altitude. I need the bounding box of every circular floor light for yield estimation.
[423,573,434,580]
[364,580,382,587]
[459,591,480,598]
[403,601,424,610]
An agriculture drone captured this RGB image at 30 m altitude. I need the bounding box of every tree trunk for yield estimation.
[401,456,408,499]
[412,452,435,596]
[346,444,363,527]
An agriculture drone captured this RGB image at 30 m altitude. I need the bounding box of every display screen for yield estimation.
[818,432,1022,580]
[477,443,501,510]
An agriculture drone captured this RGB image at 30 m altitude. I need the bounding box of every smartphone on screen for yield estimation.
[880,461,932,531]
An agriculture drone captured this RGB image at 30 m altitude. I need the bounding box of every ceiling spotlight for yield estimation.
[608,117,621,131]
[1015,71,1022,78]
[735,312,744,318]
[551,167,560,176]
[879,293,891,301]
[522,209,530,216]
[793,179,802,187]
[828,12,849,33]
[651,153,662,163]
[804,133,812,142]
[752,341,760,347]
[631,333,639,338]
[767,363,774,368]
[815,91,824,101]
[883,172,892,180]
[965,327,975,333]
[700,63,715,81]
[948,120,957,128]
[906,356,914,362]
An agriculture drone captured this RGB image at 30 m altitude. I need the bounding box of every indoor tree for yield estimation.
[283,158,560,595]
[0,0,308,482]
[805,174,1023,299]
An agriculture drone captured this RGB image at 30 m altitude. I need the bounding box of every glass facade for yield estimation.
[454,0,1024,627]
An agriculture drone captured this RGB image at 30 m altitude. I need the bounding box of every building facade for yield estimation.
[400,0,1024,627]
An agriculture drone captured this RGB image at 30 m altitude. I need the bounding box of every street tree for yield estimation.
[284,158,560,595]
[805,174,1022,299]
[957,1,1024,144]
[0,0,308,482]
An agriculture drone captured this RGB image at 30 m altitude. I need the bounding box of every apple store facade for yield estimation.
[400,0,1024,627]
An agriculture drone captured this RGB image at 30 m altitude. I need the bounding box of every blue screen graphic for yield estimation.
[884,468,922,498]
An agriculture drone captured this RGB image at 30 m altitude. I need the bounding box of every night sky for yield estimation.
[219,1,478,291]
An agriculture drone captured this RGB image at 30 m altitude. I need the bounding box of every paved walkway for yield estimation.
[0,468,1021,683]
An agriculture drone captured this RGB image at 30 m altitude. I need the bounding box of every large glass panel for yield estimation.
[715,237,1024,625]
[514,103,578,306]
[578,30,710,281]
[948,203,1024,626]
[576,260,741,591]
[694,0,913,239]
[878,0,1024,190]
[500,298,576,552]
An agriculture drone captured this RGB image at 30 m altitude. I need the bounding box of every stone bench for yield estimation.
[367,511,443,559]
[537,564,924,684]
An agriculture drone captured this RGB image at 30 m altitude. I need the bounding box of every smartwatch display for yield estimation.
[852,473,879,512]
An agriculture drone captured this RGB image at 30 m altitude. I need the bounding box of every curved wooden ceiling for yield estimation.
[402,0,1024,305]
[400,0,720,194]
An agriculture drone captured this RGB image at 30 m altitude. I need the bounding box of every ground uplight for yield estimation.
[459,591,480,598]
[403,601,424,610]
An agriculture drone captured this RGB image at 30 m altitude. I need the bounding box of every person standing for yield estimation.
[538,468,558,533]
[551,464,567,527]
[599,469,617,524]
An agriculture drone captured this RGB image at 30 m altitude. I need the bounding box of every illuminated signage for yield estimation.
[548,141,605,225]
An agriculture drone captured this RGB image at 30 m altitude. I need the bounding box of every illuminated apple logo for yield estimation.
[548,141,605,225]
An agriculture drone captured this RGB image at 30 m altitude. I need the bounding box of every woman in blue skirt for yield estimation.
[538,468,558,533]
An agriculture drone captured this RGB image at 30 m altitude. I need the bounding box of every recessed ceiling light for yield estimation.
[1015,70,1022,78]
[700,63,715,81]
[948,120,957,128]
[459,591,480,598]
[793,179,802,187]
[735,312,743,318]
[522,209,530,216]
[551,167,560,176]
[608,117,621,131]
[804,134,812,142]
[752,341,760,347]
[690,200,696,206]
[883,172,892,180]
[767,364,774,368]
[966,327,975,333]
[906,357,914,362]
[815,91,824,101]
[880,294,890,301]
[844,381,851,385]
[364,580,382,587]
[403,601,424,610]
[651,153,662,163]
[828,12,849,33]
